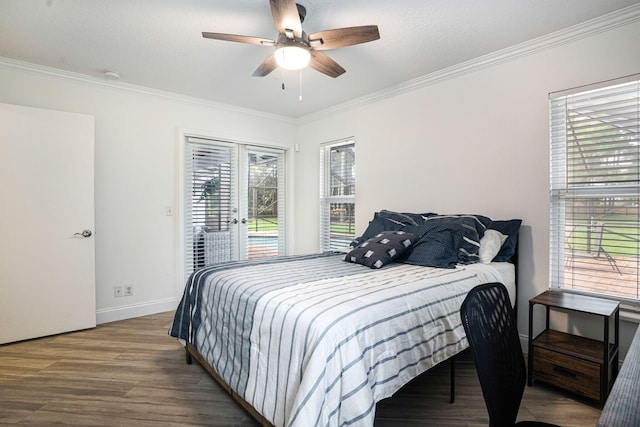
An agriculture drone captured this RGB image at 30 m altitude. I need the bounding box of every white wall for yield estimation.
[0,65,296,323]
[0,14,638,352]
[293,19,640,349]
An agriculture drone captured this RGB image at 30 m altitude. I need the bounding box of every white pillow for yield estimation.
[479,230,508,264]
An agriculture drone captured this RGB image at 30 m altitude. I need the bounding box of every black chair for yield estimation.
[460,282,560,427]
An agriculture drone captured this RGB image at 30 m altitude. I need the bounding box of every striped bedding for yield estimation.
[170,252,511,427]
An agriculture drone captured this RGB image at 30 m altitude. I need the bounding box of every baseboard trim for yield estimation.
[96,297,179,325]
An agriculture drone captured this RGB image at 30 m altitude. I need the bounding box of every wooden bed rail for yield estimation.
[186,343,275,427]
[187,342,458,424]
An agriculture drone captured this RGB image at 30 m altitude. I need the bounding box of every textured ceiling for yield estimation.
[1,0,639,118]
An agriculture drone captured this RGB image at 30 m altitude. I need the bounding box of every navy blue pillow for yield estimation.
[422,215,486,264]
[351,212,399,246]
[489,219,522,262]
[345,230,418,269]
[398,223,465,269]
[427,214,492,235]
[378,210,433,226]
[352,210,436,246]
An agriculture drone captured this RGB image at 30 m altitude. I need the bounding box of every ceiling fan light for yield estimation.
[274,45,311,70]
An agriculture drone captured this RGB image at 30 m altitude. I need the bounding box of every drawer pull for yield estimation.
[553,365,578,378]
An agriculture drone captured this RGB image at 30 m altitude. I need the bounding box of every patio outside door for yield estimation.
[182,136,285,282]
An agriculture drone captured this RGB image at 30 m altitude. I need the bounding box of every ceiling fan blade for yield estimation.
[309,25,380,50]
[269,0,302,39]
[202,32,274,46]
[309,51,346,78]
[252,55,278,77]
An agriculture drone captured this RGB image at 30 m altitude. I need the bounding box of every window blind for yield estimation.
[550,75,640,303]
[320,140,356,251]
[184,137,236,279]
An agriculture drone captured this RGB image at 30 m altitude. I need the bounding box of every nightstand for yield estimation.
[528,290,619,405]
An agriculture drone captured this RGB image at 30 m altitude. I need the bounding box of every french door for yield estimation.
[182,136,286,280]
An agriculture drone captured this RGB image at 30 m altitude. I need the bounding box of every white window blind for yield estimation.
[184,137,236,279]
[244,147,286,260]
[320,140,356,251]
[550,75,640,304]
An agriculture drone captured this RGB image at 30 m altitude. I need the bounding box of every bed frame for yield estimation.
[185,342,275,427]
[186,327,457,426]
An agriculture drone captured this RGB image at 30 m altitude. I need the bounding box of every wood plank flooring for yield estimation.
[0,312,602,426]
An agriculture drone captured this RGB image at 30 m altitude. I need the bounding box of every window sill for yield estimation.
[620,306,640,324]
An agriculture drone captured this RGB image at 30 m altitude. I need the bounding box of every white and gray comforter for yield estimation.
[170,253,510,427]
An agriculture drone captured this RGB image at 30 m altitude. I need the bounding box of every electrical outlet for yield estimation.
[125,284,134,296]
[114,286,123,298]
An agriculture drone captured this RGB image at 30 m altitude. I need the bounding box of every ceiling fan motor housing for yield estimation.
[274,34,311,70]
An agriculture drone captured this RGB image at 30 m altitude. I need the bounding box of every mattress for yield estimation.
[170,253,515,427]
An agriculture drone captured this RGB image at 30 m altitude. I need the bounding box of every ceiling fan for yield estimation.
[202,0,380,78]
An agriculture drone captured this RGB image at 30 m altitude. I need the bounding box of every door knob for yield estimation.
[74,229,93,238]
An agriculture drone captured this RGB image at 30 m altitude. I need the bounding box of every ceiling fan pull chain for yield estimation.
[299,69,303,102]
[282,67,286,90]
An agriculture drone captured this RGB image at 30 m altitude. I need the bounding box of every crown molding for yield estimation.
[0,56,297,125]
[2,3,638,127]
[297,3,640,124]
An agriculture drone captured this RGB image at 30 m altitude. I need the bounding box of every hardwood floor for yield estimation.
[0,312,602,426]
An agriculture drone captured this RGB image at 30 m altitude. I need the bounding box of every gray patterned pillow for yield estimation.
[345,231,417,269]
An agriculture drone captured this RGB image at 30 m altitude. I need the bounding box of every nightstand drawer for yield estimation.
[533,347,600,400]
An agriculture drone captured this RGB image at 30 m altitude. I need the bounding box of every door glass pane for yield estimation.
[246,149,284,259]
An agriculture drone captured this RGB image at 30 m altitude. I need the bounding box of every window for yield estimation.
[550,75,640,305]
[320,140,356,251]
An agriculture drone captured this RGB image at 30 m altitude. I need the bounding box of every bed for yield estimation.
[170,212,521,427]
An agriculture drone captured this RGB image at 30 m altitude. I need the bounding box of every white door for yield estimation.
[184,138,239,276]
[0,103,95,344]
[182,137,286,282]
